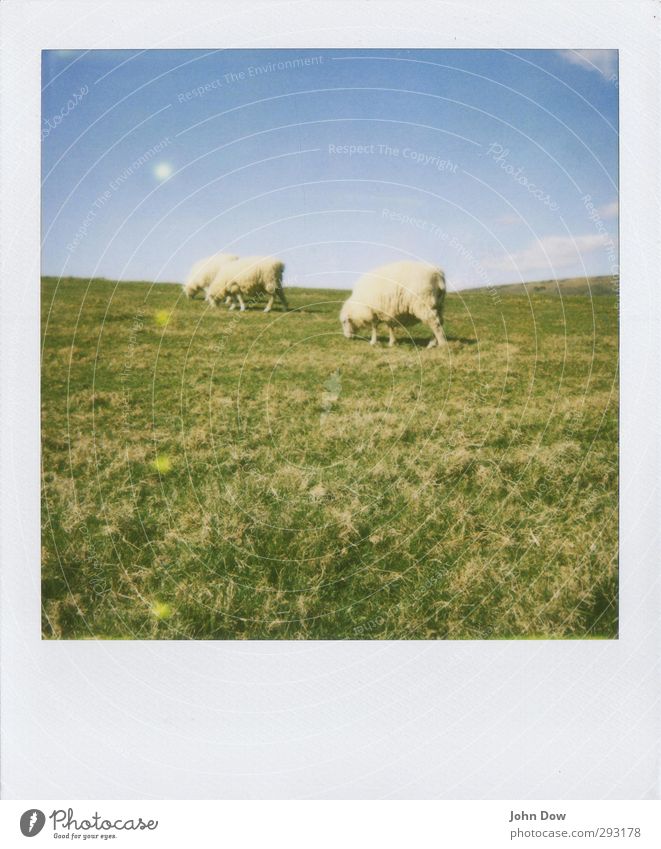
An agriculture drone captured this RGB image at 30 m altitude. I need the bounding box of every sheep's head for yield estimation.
[340,299,371,338]
[339,301,355,338]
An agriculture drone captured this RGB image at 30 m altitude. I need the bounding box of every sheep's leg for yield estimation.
[387,326,396,347]
[237,293,246,312]
[277,286,289,312]
[369,322,378,346]
[426,312,447,348]
[228,294,237,310]
[263,294,274,313]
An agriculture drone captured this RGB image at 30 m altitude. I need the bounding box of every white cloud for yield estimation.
[597,200,619,219]
[483,234,613,274]
[559,49,618,80]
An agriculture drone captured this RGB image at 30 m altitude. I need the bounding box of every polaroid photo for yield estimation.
[1,0,659,827]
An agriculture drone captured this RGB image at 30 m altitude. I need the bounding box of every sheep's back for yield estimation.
[232,256,284,292]
[188,253,239,287]
[353,261,444,317]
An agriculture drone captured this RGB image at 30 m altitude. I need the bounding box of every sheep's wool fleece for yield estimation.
[349,261,445,321]
[209,256,284,297]
[185,253,239,290]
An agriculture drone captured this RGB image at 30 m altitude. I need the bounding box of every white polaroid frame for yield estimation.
[1,0,659,800]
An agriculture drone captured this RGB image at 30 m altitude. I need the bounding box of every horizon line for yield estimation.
[40,272,620,293]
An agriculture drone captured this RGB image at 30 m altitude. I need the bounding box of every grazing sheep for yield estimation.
[182,253,239,299]
[340,261,447,348]
[206,256,289,312]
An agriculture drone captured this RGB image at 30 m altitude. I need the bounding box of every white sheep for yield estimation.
[340,261,447,348]
[206,256,289,312]
[182,253,239,299]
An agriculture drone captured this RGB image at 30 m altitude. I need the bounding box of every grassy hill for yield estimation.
[466,274,619,297]
[41,277,618,640]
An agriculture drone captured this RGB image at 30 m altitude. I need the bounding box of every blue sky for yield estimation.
[41,48,618,290]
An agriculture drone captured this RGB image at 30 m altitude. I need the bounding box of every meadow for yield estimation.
[41,276,618,640]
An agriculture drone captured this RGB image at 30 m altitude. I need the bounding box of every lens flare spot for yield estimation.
[152,455,172,474]
[152,601,173,620]
[154,161,173,181]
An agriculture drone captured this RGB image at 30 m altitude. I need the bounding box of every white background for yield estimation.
[1,0,659,800]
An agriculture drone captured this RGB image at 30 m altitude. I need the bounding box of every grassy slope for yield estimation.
[469,274,619,297]
[41,277,618,639]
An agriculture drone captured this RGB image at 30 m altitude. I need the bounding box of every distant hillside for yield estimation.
[41,274,619,298]
[465,275,619,297]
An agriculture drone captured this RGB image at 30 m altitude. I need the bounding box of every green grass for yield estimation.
[41,276,618,640]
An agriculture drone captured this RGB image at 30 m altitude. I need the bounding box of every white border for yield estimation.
[1,0,659,799]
